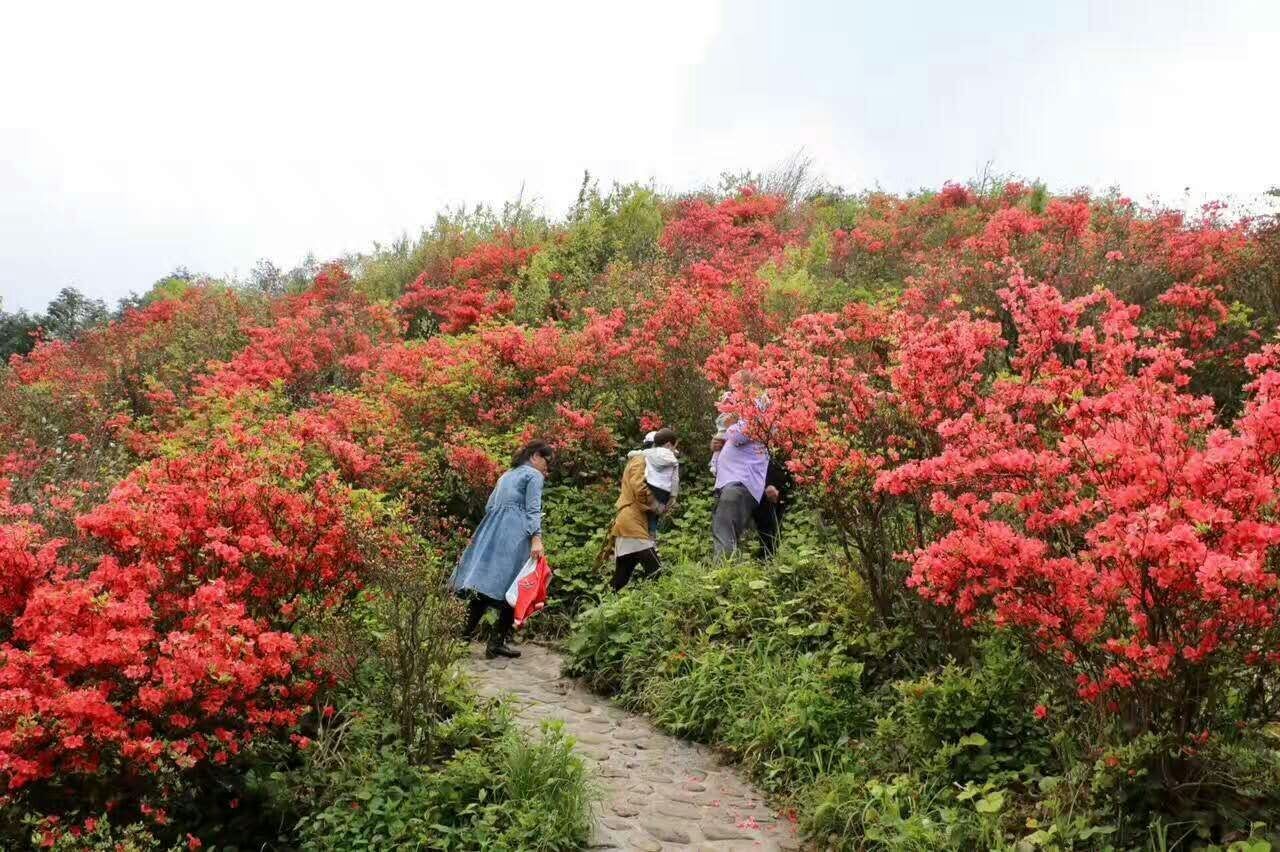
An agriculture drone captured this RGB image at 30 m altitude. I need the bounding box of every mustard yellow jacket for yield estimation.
[610,453,654,540]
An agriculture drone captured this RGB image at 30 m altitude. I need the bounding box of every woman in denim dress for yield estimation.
[450,440,551,658]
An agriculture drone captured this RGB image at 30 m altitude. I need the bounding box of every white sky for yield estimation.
[2,0,1277,312]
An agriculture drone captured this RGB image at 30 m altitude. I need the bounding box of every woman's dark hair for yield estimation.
[511,440,554,469]
[651,427,678,448]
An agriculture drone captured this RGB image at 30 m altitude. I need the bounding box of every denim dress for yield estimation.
[449,464,544,602]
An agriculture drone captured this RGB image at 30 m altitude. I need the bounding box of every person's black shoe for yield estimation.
[485,642,522,659]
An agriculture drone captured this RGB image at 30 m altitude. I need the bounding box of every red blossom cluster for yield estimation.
[77,428,364,610]
[659,188,789,275]
[198,266,398,401]
[876,273,1280,732]
[0,453,338,793]
[0,271,385,810]
[397,235,538,334]
[445,444,503,496]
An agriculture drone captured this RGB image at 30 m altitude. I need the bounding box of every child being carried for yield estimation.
[635,429,680,539]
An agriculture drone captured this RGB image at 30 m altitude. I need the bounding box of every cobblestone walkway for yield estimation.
[468,644,802,851]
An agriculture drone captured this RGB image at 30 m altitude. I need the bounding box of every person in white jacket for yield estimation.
[629,429,680,539]
[613,428,680,591]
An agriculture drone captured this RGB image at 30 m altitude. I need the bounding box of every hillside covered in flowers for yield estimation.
[4,176,1280,849]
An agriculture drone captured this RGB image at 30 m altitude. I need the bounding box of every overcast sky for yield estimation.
[2,0,1277,312]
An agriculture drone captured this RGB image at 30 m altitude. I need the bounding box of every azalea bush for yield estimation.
[881,276,1280,757]
[0,412,370,821]
[398,234,539,336]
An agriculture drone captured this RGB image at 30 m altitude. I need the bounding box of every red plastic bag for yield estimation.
[504,553,552,627]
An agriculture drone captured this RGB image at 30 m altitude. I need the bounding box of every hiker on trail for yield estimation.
[708,394,732,475]
[708,369,765,476]
[610,428,679,591]
[451,440,552,659]
[636,429,680,540]
[710,383,771,559]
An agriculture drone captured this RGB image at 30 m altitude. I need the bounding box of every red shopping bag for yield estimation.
[504,553,552,627]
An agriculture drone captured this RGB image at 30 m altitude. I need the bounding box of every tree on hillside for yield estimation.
[114,267,198,316]
[41,286,108,341]
[0,306,40,362]
[248,256,321,298]
[0,287,111,364]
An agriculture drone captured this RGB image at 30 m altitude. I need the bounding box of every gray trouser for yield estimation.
[712,483,758,558]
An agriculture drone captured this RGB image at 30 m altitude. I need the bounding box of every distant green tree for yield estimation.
[249,256,317,298]
[41,286,108,341]
[0,287,109,363]
[115,268,199,316]
[0,307,40,362]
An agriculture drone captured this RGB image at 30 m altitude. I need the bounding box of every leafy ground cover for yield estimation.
[564,505,1280,850]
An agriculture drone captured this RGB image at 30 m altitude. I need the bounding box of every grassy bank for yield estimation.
[553,488,1280,850]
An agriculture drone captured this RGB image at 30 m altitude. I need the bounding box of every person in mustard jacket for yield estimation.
[609,428,678,591]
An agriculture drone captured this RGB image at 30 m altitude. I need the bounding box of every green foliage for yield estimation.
[350,522,467,759]
[565,537,897,794]
[515,180,665,323]
[560,489,1280,849]
[535,482,617,632]
[40,286,109,341]
[759,242,822,319]
[0,286,112,362]
[275,540,593,852]
[862,636,1052,786]
[1026,181,1050,214]
[761,230,903,317]
[803,771,1001,851]
[0,308,40,361]
[294,719,591,852]
[652,641,876,791]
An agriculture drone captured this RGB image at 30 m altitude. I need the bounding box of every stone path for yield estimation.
[467,643,802,851]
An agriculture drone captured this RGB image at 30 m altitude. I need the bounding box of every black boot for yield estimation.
[485,637,521,659]
[486,606,520,659]
[460,598,485,642]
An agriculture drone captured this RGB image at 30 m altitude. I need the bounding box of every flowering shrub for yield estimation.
[0,271,390,827]
[6,286,256,430]
[878,273,1280,746]
[77,431,365,611]
[198,265,397,403]
[660,188,789,274]
[0,287,260,501]
[1,564,320,791]
[397,235,538,335]
[0,406,371,807]
[706,294,1014,623]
